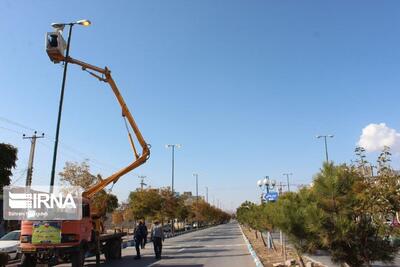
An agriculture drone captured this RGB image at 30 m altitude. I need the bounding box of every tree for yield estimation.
[237,153,400,267]
[176,196,190,222]
[310,162,398,266]
[0,143,17,190]
[128,188,163,220]
[159,188,179,221]
[59,161,119,217]
[59,160,96,189]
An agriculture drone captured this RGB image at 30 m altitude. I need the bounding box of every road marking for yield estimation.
[164,244,246,249]
[177,248,185,252]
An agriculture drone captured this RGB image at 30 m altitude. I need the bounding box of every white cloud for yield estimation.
[358,123,400,152]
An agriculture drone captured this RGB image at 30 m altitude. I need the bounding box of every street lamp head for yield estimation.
[263,177,269,185]
[166,144,182,149]
[257,180,263,187]
[328,135,334,138]
[76,19,91,26]
[271,179,276,187]
[51,23,65,31]
[51,19,91,30]
[316,135,322,138]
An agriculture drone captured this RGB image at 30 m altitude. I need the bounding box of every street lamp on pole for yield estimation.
[316,135,334,162]
[193,173,199,204]
[49,19,91,188]
[257,176,276,203]
[165,144,181,193]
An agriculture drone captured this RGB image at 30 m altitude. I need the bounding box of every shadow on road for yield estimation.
[84,255,159,267]
[149,265,204,267]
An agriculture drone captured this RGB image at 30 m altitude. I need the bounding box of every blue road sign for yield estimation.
[263,191,278,202]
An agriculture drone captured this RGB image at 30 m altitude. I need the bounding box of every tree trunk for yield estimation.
[260,231,267,247]
[296,249,305,267]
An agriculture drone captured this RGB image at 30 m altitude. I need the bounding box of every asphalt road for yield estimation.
[58,221,255,267]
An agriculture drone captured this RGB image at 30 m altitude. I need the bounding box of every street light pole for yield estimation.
[316,135,334,162]
[193,173,199,229]
[49,19,91,188]
[193,173,199,204]
[166,144,181,193]
[50,23,73,188]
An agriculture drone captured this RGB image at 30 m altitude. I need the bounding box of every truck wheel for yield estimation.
[112,239,122,259]
[0,252,8,266]
[105,239,121,260]
[20,253,36,267]
[71,247,85,267]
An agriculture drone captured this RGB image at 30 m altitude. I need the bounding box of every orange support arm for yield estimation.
[64,56,150,199]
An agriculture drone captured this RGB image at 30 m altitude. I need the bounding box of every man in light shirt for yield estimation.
[150,220,164,259]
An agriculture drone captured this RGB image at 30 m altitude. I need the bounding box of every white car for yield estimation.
[0,230,20,260]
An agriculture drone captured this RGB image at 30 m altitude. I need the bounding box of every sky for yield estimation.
[1,0,400,211]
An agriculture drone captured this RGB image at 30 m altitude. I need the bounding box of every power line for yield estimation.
[0,116,36,132]
[0,122,117,173]
[0,126,24,135]
[11,168,28,186]
[0,117,131,176]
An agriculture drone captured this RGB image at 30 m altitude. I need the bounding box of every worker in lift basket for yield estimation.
[150,220,165,259]
[133,220,146,259]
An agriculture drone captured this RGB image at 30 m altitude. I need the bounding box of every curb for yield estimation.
[303,255,329,267]
[239,225,264,267]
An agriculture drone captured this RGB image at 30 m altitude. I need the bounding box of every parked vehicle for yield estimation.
[0,230,20,260]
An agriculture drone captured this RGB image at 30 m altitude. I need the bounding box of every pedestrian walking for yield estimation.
[141,223,148,249]
[133,220,146,259]
[150,220,164,259]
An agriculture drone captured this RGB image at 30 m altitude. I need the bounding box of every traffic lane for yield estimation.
[148,222,254,267]
[83,222,254,267]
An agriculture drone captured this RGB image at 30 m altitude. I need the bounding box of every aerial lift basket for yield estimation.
[45,31,66,63]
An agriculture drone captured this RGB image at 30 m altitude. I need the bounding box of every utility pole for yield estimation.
[283,173,293,192]
[205,186,208,203]
[23,131,44,186]
[22,131,44,186]
[138,175,147,190]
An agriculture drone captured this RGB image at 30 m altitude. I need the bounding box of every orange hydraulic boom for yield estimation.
[63,56,150,199]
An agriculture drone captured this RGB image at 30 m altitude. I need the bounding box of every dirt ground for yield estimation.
[241,226,321,267]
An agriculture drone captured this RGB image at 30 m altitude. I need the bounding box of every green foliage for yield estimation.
[59,160,97,189]
[126,188,230,224]
[127,189,163,220]
[0,143,18,190]
[237,148,400,267]
[59,161,119,216]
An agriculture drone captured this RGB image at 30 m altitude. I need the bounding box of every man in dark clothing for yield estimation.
[134,221,146,259]
[141,223,148,249]
[150,220,164,259]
